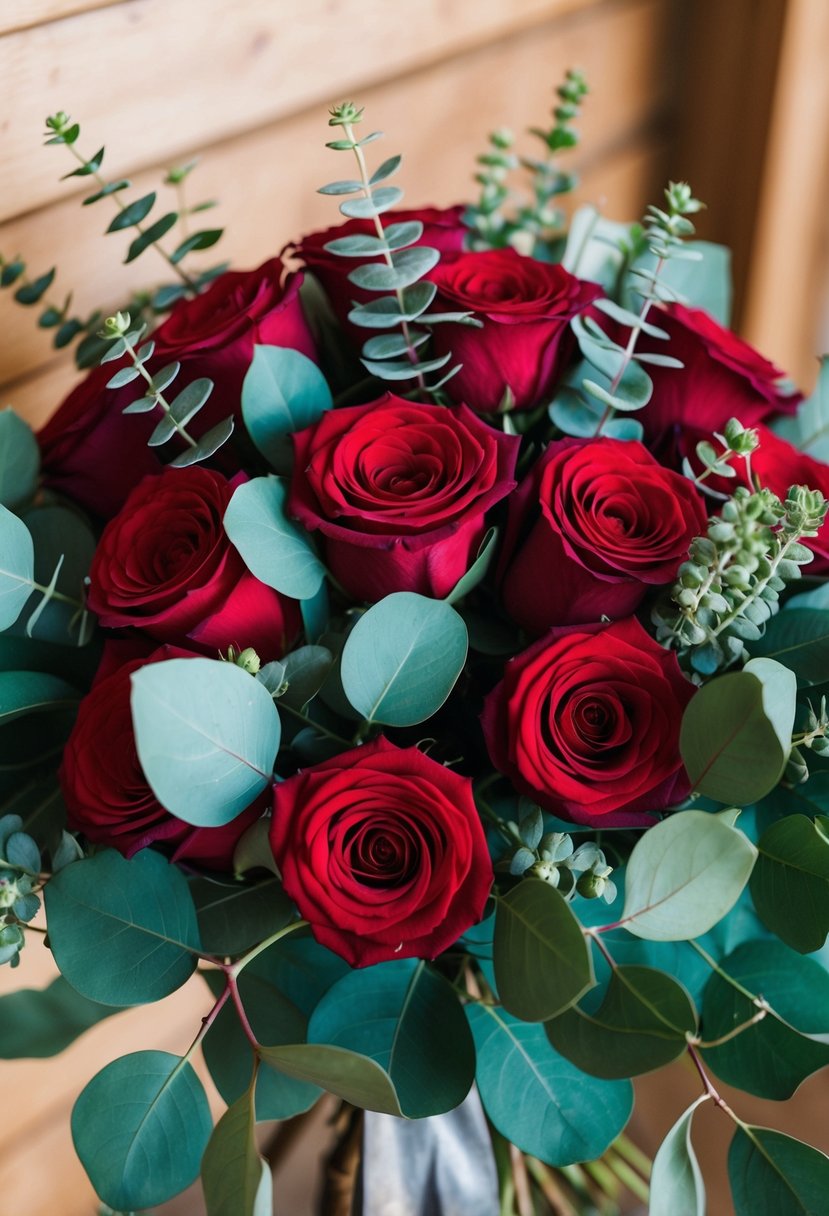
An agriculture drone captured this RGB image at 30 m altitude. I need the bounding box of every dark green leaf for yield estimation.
[0,671,80,725]
[72,1050,212,1210]
[750,610,829,685]
[62,145,104,177]
[190,875,294,956]
[44,849,201,1006]
[729,1126,829,1216]
[202,1085,272,1216]
[0,976,114,1058]
[0,409,39,509]
[494,880,594,1021]
[750,815,829,952]
[279,645,334,710]
[125,211,178,262]
[83,178,130,205]
[106,192,156,232]
[14,269,55,305]
[0,260,25,287]
[170,228,223,263]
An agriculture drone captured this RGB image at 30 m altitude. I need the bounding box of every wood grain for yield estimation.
[0,0,674,395]
[0,0,128,38]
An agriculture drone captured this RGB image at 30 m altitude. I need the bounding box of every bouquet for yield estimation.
[3,71,829,1216]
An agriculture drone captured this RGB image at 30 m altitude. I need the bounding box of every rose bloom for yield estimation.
[635,301,801,450]
[292,205,467,338]
[61,642,261,868]
[87,466,298,659]
[500,438,707,633]
[270,737,492,967]
[482,617,694,826]
[39,260,316,518]
[289,393,519,601]
[428,247,601,412]
[677,422,829,573]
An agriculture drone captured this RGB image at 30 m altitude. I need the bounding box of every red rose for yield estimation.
[38,260,316,518]
[87,466,298,659]
[289,393,519,601]
[482,617,694,826]
[428,248,601,412]
[60,642,261,868]
[636,302,801,449]
[293,206,467,338]
[269,737,492,967]
[677,422,829,573]
[500,438,707,633]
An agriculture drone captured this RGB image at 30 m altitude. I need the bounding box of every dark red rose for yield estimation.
[427,248,601,412]
[87,466,298,659]
[500,438,707,633]
[289,393,519,601]
[292,206,467,338]
[38,260,316,518]
[269,737,492,967]
[635,302,801,450]
[677,422,829,574]
[60,642,262,868]
[482,617,694,826]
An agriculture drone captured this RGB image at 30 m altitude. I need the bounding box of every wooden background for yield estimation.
[1,0,829,1213]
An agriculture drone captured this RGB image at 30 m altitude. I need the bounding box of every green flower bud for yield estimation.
[0,871,21,910]
[234,647,261,675]
[529,860,560,887]
[576,871,607,899]
[328,101,364,127]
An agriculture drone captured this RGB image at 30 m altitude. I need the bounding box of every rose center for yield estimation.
[345,821,419,888]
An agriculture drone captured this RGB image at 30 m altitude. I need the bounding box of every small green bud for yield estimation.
[234,647,261,675]
[328,101,364,127]
[102,311,130,339]
[529,860,560,887]
[576,871,607,899]
[490,127,514,150]
[723,417,759,455]
[0,871,21,910]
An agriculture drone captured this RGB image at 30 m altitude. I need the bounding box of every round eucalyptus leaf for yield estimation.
[728,1126,829,1216]
[493,880,594,1022]
[468,1003,632,1166]
[649,1095,708,1216]
[71,1050,212,1210]
[680,658,796,805]
[131,657,280,826]
[750,814,829,953]
[340,592,467,726]
[44,849,200,1006]
[241,345,333,470]
[750,608,829,686]
[0,976,113,1059]
[0,409,39,508]
[0,506,34,631]
[259,1042,403,1115]
[223,476,326,599]
[620,810,757,941]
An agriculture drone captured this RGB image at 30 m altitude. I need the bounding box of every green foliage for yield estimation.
[0,410,39,509]
[190,876,294,957]
[620,811,757,940]
[45,849,201,1005]
[0,506,35,631]
[467,1003,632,1166]
[71,1050,212,1210]
[546,965,697,1079]
[131,657,281,826]
[750,608,829,685]
[655,484,828,674]
[648,1096,707,1216]
[0,976,114,1057]
[680,659,797,804]
[728,1126,829,1216]
[301,959,475,1117]
[223,475,326,600]
[339,592,468,726]
[201,1085,273,1216]
[241,345,333,473]
[260,1042,404,1114]
[774,354,829,462]
[750,815,829,953]
[276,645,333,710]
[701,940,829,1099]
[493,880,594,1021]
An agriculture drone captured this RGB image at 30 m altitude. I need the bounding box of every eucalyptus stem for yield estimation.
[686,1042,743,1124]
[62,139,197,292]
[709,528,807,639]
[119,328,198,450]
[226,916,308,978]
[594,255,664,436]
[340,120,427,395]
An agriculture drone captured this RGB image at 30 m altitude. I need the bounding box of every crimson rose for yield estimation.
[289,393,519,601]
[636,302,801,450]
[292,206,467,337]
[500,438,707,633]
[61,642,261,868]
[428,248,601,412]
[269,737,492,967]
[87,466,298,658]
[39,260,316,518]
[482,617,694,825]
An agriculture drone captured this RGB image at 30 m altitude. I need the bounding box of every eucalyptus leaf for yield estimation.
[348,282,436,329]
[649,1095,708,1216]
[349,246,439,292]
[493,880,594,1021]
[0,975,114,1058]
[750,815,829,953]
[680,658,797,804]
[71,1050,212,1210]
[201,1086,272,1216]
[729,1126,829,1216]
[224,476,326,600]
[339,186,403,219]
[241,346,333,470]
[620,811,757,940]
[279,645,334,709]
[339,592,467,726]
[0,506,35,630]
[190,875,294,956]
[0,410,39,508]
[169,414,235,466]
[131,657,281,826]
[44,848,201,1005]
[445,527,499,605]
[106,191,156,232]
[0,670,80,725]
[749,609,829,685]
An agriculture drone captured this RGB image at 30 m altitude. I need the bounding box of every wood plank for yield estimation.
[0,0,604,224]
[0,0,675,392]
[6,135,669,430]
[740,0,829,391]
[0,0,127,37]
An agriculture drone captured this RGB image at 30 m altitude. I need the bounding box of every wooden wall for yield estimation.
[2,2,828,1214]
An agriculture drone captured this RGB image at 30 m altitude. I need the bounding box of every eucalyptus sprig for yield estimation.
[320,102,476,395]
[99,311,234,466]
[551,181,704,442]
[44,112,224,308]
[654,483,828,675]
[684,417,760,497]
